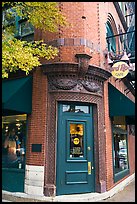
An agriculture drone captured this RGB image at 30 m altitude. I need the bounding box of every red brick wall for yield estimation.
[26,68,48,166]
[38,2,128,68]
[128,133,135,174]
[28,2,135,190]
[104,80,114,190]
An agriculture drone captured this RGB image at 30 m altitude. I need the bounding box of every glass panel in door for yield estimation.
[70,123,84,158]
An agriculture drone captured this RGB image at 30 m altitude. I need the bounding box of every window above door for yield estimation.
[62,104,90,114]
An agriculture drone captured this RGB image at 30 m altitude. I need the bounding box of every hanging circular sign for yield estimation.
[73,138,80,145]
[111,61,129,79]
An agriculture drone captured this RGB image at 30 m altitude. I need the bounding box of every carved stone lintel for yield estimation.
[42,62,111,94]
[42,62,111,81]
[48,75,102,94]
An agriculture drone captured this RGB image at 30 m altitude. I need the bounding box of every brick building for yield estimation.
[2,2,135,196]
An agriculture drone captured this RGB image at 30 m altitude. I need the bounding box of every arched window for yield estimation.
[106,22,116,53]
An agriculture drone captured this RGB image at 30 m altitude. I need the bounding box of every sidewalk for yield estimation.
[2,174,135,202]
[98,179,135,202]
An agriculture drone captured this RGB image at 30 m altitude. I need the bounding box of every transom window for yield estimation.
[63,104,89,114]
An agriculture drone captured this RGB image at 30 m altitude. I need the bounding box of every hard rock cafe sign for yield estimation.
[111,61,129,79]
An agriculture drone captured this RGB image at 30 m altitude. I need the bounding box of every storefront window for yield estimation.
[113,124,129,174]
[2,114,27,169]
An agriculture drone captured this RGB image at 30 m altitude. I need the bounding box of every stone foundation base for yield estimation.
[96,180,106,193]
[44,184,56,197]
[24,165,44,196]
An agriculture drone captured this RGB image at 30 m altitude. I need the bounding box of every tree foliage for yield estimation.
[2,2,67,78]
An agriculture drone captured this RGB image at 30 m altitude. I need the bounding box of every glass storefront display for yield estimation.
[113,124,129,174]
[2,114,27,169]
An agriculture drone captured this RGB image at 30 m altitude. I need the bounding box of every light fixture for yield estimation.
[121,50,130,62]
[107,52,113,65]
[16,123,20,127]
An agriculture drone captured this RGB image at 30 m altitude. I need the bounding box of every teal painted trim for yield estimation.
[124,130,130,172]
[2,168,25,173]
[24,114,29,170]
[114,169,130,183]
[67,159,87,163]
[62,112,91,117]
[66,181,88,185]
[15,15,21,37]
[66,170,88,173]
[111,119,115,182]
[2,168,25,192]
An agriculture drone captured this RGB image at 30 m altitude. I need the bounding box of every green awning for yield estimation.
[2,76,33,115]
[108,83,135,117]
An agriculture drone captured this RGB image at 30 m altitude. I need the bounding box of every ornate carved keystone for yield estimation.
[75,53,92,78]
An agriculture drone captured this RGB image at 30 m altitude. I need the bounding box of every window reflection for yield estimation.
[63,104,89,113]
[70,123,84,158]
[113,125,128,174]
[2,115,27,169]
[19,21,34,36]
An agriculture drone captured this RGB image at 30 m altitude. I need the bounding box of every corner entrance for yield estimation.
[56,103,95,195]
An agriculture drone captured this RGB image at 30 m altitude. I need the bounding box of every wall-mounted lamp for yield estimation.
[120,50,130,64]
[107,52,113,66]
[107,49,130,66]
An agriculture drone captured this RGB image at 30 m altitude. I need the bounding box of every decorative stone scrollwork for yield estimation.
[48,75,102,94]
[81,80,101,93]
[49,77,77,90]
[42,62,111,95]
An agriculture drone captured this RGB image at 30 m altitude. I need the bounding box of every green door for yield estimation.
[56,103,95,195]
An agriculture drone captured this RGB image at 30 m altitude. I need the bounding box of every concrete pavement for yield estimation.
[98,179,135,202]
[2,173,135,202]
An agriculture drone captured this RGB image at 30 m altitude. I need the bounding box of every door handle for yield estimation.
[88,162,94,174]
[88,162,91,174]
[87,146,91,151]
